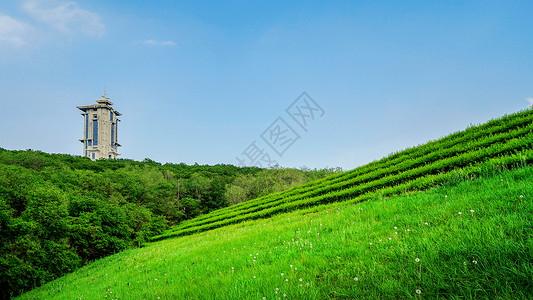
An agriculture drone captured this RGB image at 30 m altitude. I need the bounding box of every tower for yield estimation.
[77,91,121,160]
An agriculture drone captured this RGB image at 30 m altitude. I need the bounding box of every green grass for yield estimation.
[18,165,533,299]
[155,108,533,240]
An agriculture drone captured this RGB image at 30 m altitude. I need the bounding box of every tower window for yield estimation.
[111,123,115,148]
[93,120,98,145]
[85,114,89,139]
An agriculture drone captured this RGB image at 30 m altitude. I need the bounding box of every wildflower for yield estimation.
[463,261,467,266]
[520,195,524,198]
[290,265,293,268]
[424,222,428,225]
[458,212,462,215]
[445,195,448,198]
[300,278,303,282]
[253,276,256,278]
[389,237,392,240]
[394,226,397,229]
[285,279,288,282]
[354,277,359,281]
[470,210,474,213]
[472,260,478,264]
[306,283,310,286]
[369,242,372,245]
[395,232,398,235]
[416,289,421,294]
[281,273,284,276]
[406,229,410,232]
[415,258,420,263]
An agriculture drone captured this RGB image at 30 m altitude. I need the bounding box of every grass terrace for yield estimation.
[154,108,533,241]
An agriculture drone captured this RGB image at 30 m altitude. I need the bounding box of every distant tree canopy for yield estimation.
[0,148,341,299]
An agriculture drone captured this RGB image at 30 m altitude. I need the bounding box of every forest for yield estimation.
[0,148,340,298]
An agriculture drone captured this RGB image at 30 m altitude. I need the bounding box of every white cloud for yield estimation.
[143,39,175,46]
[527,97,533,106]
[22,0,104,37]
[0,14,31,46]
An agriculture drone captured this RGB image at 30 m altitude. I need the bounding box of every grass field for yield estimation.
[18,165,533,299]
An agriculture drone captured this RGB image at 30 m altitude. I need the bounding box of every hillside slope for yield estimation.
[155,108,533,240]
[0,149,336,299]
[18,165,533,299]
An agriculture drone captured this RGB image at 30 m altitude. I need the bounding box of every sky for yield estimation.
[1,0,532,170]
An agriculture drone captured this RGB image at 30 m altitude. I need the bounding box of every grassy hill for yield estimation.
[17,165,532,299]
[15,108,533,299]
[0,149,337,299]
[154,108,533,241]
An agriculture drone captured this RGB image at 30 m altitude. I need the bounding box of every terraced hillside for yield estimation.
[18,163,533,299]
[154,108,533,240]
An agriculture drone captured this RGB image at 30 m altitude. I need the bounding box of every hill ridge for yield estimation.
[154,108,533,240]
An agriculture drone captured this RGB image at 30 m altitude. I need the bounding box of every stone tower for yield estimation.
[77,91,121,160]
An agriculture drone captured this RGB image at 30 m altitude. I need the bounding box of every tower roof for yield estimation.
[77,90,121,115]
[96,89,113,105]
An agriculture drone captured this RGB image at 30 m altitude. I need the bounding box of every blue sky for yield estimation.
[1,0,532,169]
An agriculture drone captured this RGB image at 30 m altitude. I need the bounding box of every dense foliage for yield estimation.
[0,150,338,299]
